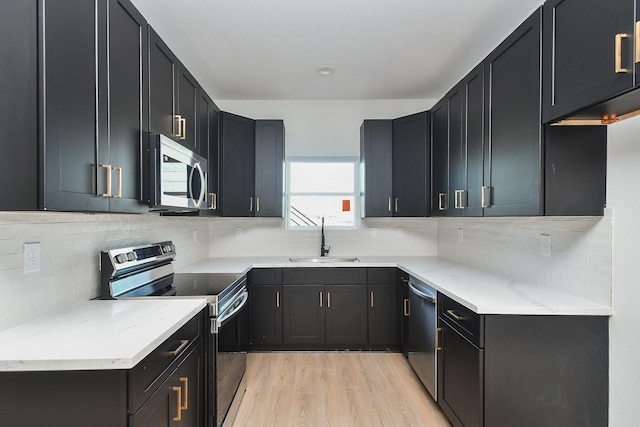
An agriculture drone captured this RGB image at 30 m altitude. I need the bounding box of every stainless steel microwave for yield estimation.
[145,134,207,211]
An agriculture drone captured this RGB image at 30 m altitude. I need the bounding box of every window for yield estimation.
[286,158,359,228]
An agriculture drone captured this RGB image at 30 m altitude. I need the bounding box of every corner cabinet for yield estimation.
[0,311,206,427]
[360,113,430,218]
[437,295,608,427]
[219,113,285,217]
[0,0,147,213]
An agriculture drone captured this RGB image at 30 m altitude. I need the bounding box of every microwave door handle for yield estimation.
[188,163,196,204]
[193,162,206,208]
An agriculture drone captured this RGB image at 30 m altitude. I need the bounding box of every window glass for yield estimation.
[287,159,358,228]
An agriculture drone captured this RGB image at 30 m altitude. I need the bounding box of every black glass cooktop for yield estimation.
[170,273,244,297]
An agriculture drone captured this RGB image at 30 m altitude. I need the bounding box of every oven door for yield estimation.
[151,134,207,210]
[213,289,248,427]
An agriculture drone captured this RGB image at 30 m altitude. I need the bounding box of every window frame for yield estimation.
[285,156,360,230]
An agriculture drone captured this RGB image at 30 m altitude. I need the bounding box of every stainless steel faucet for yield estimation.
[320,216,331,257]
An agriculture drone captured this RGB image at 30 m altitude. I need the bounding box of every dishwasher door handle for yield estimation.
[409,282,436,304]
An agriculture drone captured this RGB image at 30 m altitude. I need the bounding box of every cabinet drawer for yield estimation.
[367,267,397,284]
[128,311,203,412]
[439,294,483,348]
[283,268,366,285]
[251,268,282,284]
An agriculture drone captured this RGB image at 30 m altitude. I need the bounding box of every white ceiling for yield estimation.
[130,0,543,101]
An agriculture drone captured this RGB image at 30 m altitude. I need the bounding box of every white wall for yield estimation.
[0,212,209,331]
[607,116,640,426]
[216,99,436,157]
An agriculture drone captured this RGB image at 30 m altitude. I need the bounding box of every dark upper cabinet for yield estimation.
[0,0,146,213]
[148,27,199,153]
[542,0,636,123]
[219,113,285,217]
[392,112,430,216]
[462,64,486,217]
[219,112,256,216]
[1,1,38,210]
[360,113,430,218]
[483,8,543,216]
[545,126,608,216]
[430,99,449,216]
[106,0,149,214]
[255,120,285,217]
[360,120,393,217]
[198,89,220,214]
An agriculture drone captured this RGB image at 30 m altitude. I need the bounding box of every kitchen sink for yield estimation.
[288,256,360,263]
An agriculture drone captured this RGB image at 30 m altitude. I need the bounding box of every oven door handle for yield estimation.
[215,291,248,331]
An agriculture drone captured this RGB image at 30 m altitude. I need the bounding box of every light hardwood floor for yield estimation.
[232,352,451,427]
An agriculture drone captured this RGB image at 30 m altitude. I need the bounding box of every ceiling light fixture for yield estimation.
[316,66,335,76]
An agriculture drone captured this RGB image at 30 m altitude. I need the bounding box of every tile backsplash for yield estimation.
[437,212,612,305]
[0,212,209,331]
[208,217,439,257]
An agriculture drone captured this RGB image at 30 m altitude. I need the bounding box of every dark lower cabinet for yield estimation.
[398,271,410,356]
[437,294,608,427]
[250,284,283,346]
[252,268,397,350]
[325,285,368,346]
[0,311,206,427]
[282,284,325,346]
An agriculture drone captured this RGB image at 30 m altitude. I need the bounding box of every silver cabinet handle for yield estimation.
[370,291,374,308]
[327,292,331,308]
[446,309,466,321]
[394,198,399,212]
[174,114,182,138]
[403,298,410,316]
[276,291,280,308]
[99,164,112,197]
[388,197,392,212]
[481,186,491,208]
[438,193,447,211]
[249,197,254,212]
[113,166,122,198]
[180,117,187,140]
[320,291,323,308]
[615,33,631,74]
[256,197,260,212]
[208,193,217,210]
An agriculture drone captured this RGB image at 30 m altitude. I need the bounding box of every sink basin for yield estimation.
[288,256,360,263]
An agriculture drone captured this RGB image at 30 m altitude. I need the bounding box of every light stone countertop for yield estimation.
[0,298,207,372]
[177,256,612,316]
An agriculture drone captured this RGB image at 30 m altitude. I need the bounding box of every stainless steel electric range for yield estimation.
[100,241,248,427]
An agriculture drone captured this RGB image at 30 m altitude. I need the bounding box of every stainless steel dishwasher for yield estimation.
[407,276,438,400]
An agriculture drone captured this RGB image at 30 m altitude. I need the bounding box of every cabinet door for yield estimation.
[0,1,38,210]
[107,0,148,213]
[368,284,399,346]
[398,272,410,355]
[43,0,109,212]
[462,64,485,217]
[250,285,283,346]
[360,120,393,217]
[254,120,284,217]
[325,285,368,346]
[430,100,449,216]
[130,342,204,427]
[438,321,483,427]
[392,111,430,216]
[219,112,256,217]
[447,85,464,217]
[149,27,179,140]
[484,8,543,216]
[282,285,325,345]
[543,0,634,123]
[198,89,220,214]
[177,66,198,152]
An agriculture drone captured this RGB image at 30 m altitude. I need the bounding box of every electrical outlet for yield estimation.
[24,242,41,273]
[458,228,464,243]
[540,234,551,256]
